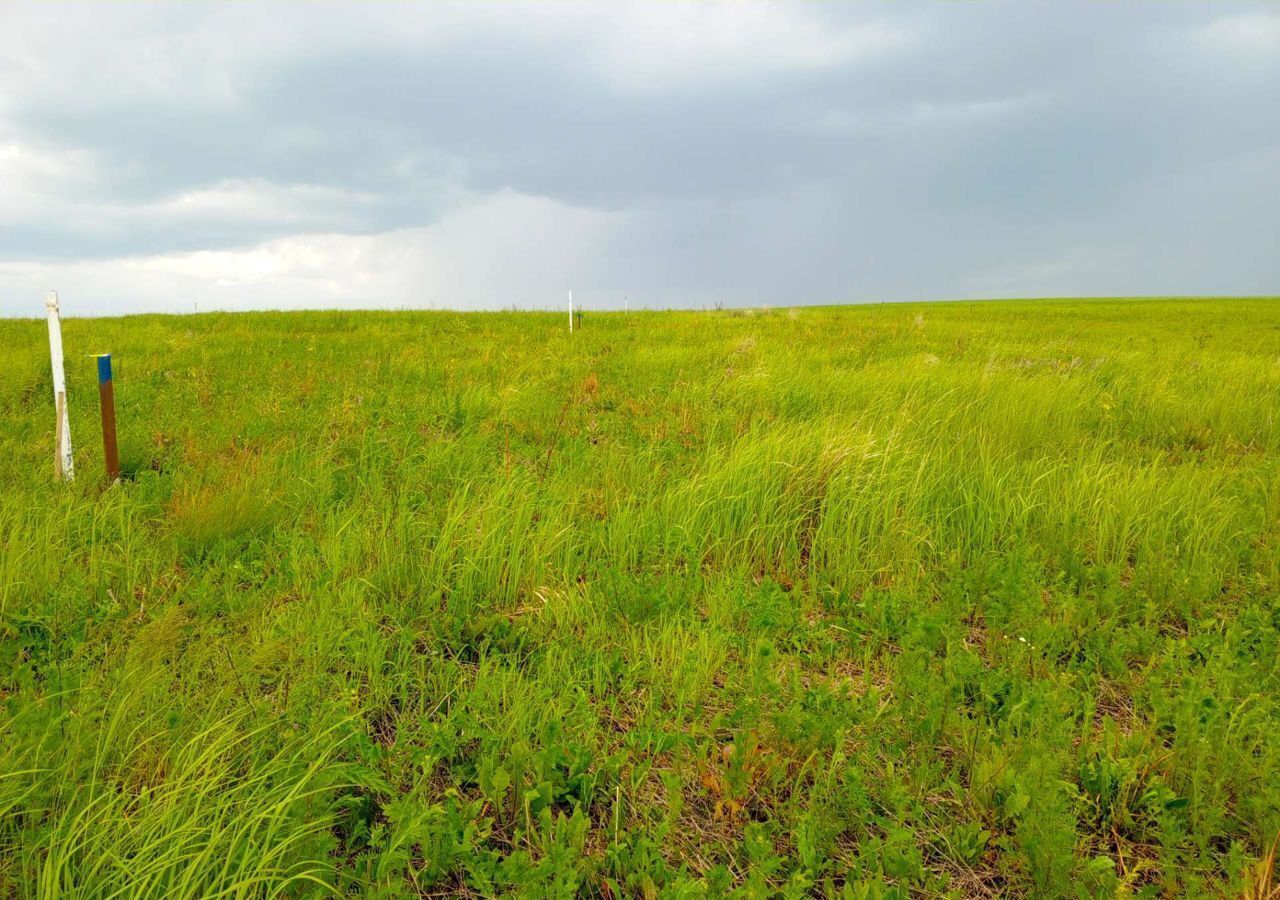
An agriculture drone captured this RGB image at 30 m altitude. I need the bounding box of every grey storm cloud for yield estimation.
[0,1,1277,316]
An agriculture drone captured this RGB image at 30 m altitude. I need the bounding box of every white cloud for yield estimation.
[1196,12,1280,56]
[208,2,918,92]
[0,2,918,119]
[0,133,408,245]
[0,190,629,315]
[580,6,914,92]
[141,179,383,228]
[0,139,101,222]
[812,93,1047,135]
[0,6,240,115]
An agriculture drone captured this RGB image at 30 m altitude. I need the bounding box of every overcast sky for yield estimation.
[1,2,1278,316]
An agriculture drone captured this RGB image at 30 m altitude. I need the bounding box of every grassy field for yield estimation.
[1,298,1278,897]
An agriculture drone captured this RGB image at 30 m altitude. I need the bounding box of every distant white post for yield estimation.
[46,291,74,481]
[624,295,628,314]
[568,290,574,333]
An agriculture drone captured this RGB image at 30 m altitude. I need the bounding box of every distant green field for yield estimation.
[1,298,1278,897]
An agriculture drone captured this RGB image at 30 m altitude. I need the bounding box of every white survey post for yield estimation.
[568,290,574,333]
[46,291,74,481]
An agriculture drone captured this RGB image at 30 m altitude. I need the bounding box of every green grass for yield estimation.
[1,298,1278,897]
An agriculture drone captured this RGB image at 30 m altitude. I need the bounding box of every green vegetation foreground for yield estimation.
[1,298,1278,897]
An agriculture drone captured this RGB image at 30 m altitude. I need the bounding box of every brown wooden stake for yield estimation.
[96,354,120,482]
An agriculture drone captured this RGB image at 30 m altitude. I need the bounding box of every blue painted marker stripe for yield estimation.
[97,354,112,384]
